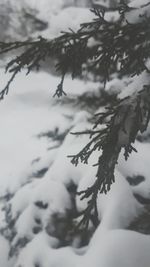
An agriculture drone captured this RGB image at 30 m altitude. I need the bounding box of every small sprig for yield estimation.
[53,74,67,98]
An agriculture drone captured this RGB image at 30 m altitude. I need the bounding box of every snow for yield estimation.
[41,110,97,187]
[0,70,98,196]
[44,7,95,38]
[12,177,71,239]
[79,229,150,267]
[125,0,150,24]
[0,235,10,267]
[77,169,142,231]
[76,169,150,267]
[15,232,80,267]
[10,181,37,219]
[119,70,150,99]
[0,69,99,267]
[0,1,150,267]
[0,66,150,266]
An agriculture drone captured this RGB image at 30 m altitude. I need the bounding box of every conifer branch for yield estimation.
[0,3,150,228]
[69,86,150,227]
[0,4,149,98]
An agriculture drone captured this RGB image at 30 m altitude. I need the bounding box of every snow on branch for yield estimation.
[68,86,150,227]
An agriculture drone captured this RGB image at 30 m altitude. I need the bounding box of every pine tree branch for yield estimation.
[0,6,149,98]
[0,4,150,229]
[69,86,150,228]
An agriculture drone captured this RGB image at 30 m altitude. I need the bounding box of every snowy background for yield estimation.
[0,0,150,267]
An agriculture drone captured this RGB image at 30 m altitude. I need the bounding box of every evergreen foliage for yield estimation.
[0,1,150,228]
